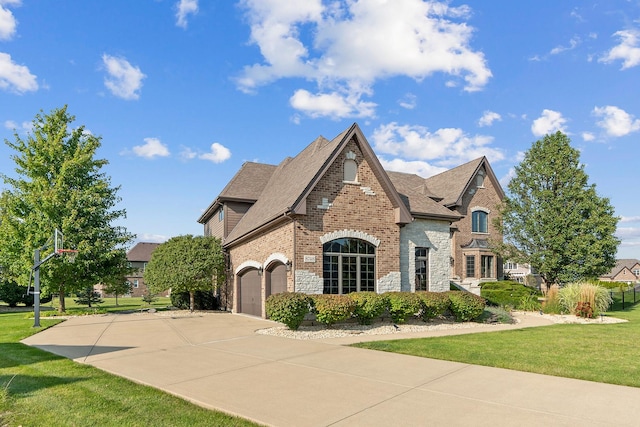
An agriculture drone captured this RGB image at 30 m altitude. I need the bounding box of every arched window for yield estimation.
[343,159,358,182]
[323,238,375,294]
[472,210,488,233]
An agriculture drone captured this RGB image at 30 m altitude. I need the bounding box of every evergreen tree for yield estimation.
[495,132,619,285]
[0,106,134,312]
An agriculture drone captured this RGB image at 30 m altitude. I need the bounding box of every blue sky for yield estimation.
[1,0,639,260]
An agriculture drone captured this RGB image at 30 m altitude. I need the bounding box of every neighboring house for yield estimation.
[97,242,168,298]
[503,261,544,288]
[198,123,504,317]
[599,259,640,284]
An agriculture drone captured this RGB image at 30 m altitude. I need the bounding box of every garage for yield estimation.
[267,263,287,297]
[238,269,262,317]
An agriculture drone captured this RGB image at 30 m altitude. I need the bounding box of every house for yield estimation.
[599,259,640,284]
[503,261,544,288]
[198,123,504,317]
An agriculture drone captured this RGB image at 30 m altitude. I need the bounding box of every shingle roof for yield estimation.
[127,242,160,262]
[423,157,485,207]
[198,162,276,223]
[601,259,640,278]
[386,171,460,220]
[223,123,414,246]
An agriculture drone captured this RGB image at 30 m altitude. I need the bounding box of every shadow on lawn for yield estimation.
[0,373,87,398]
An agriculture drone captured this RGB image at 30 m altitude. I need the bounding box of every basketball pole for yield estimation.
[32,229,65,328]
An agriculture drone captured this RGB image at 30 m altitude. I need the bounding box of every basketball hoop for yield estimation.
[57,249,79,263]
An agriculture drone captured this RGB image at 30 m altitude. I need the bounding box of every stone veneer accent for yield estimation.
[319,229,381,246]
[295,270,323,294]
[377,271,401,293]
[400,219,452,292]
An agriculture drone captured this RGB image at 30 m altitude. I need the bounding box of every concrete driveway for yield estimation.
[22,312,640,426]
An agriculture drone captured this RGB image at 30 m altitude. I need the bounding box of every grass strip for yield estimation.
[353,304,640,387]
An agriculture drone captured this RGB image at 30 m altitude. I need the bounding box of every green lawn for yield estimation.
[36,296,174,316]
[0,312,261,426]
[354,303,640,387]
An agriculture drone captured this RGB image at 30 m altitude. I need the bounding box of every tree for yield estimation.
[74,285,104,308]
[100,250,134,306]
[0,106,134,313]
[144,235,225,312]
[494,131,619,285]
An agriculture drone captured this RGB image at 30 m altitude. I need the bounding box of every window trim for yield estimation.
[471,210,489,234]
[323,238,375,294]
[415,247,429,291]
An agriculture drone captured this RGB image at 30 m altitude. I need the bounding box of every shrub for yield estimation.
[386,292,422,324]
[170,290,218,310]
[311,294,355,326]
[416,292,450,321]
[480,281,541,308]
[447,291,486,322]
[265,292,310,330]
[558,282,612,316]
[518,293,541,311]
[349,292,388,325]
[542,285,562,314]
[476,306,515,324]
[0,280,25,307]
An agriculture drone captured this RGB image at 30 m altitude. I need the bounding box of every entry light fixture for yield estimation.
[286,260,292,271]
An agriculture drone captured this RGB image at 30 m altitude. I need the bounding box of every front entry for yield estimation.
[238,269,261,317]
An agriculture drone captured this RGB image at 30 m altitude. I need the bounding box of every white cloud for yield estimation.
[133,138,170,159]
[4,119,32,133]
[180,146,197,160]
[136,234,169,243]
[531,109,567,137]
[398,93,417,110]
[0,52,38,93]
[600,29,640,69]
[478,110,501,127]
[237,0,491,118]
[176,0,198,29]
[0,0,20,40]
[581,131,595,142]
[621,216,640,223]
[199,142,231,163]
[102,54,146,100]
[289,88,376,119]
[593,105,640,137]
[378,157,447,177]
[499,167,517,189]
[550,36,580,55]
[371,122,504,169]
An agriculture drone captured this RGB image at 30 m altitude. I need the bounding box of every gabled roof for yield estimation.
[224,123,413,246]
[601,259,640,278]
[127,242,160,262]
[424,156,504,207]
[198,162,277,223]
[386,171,461,221]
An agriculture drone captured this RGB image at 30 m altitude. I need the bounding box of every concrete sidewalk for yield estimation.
[23,312,640,426]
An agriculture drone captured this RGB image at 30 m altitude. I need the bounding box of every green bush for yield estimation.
[416,292,450,321]
[0,280,51,307]
[447,291,486,321]
[480,281,540,309]
[170,290,218,310]
[558,282,612,316]
[311,294,355,326]
[349,292,388,325]
[386,292,422,324]
[265,292,310,330]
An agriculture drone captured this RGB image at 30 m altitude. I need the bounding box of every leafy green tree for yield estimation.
[144,235,225,312]
[495,131,619,285]
[0,106,134,312]
[100,250,134,305]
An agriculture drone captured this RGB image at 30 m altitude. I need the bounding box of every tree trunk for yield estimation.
[58,285,66,313]
[115,293,119,306]
[189,291,195,312]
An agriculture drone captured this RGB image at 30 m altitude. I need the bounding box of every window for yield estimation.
[476,171,485,187]
[634,269,640,276]
[472,210,488,233]
[344,159,358,182]
[481,255,494,278]
[323,238,375,294]
[415,247,429,291]
[133,279,139,288]
[143,262,147,272]
[218,208,224,222]
[466,256,475,278]
[504,261,517,270]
